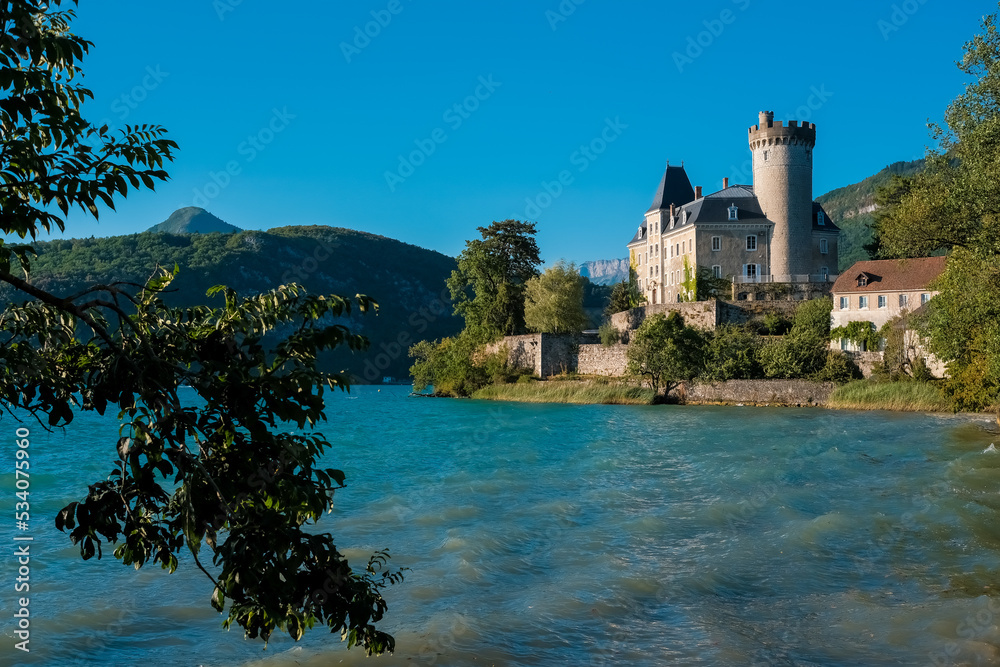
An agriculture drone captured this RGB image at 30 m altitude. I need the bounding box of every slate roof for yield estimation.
[683,185,767,224]
[831,256,947,294]
[646,165,696,213]
[813,203,840,232]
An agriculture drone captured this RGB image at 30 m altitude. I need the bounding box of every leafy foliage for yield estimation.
[831,321,881,352]
[0,1,402,653]
[598,321,621,347]
[758,329,828,379]
[447,220,541,339]
[409,332,516,397]
[700,324,761,381]
[626,312,704,397]
[696,266,731,300]
[524,261,588,334]
[867,7,1000,412]
[793,298,833,338]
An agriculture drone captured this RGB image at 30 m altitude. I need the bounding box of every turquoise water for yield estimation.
[1,387,1000,666]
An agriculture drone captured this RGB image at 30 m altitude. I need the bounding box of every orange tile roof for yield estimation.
[832,256,947,294]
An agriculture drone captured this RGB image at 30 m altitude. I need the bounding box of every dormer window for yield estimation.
[858,274,868,287]
[728,205,738,221]
[683,210,689,224]
[818,211,825,226]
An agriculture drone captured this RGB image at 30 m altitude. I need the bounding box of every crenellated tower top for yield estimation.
[748,111,816,149]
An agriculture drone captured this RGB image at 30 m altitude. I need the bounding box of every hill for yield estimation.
[7,226,462,382]
[816,159,925,271]
[147,207,242,234]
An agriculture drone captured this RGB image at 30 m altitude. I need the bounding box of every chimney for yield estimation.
[723,177,729,189]
[695,186,703,199]
[669,203,675,218]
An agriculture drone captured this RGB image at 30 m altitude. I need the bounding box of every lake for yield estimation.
[1,386,999,666]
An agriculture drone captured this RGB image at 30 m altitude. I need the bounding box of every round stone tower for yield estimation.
[748,111,816,279]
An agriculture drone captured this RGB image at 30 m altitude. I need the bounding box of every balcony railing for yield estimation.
[732,274,838,285]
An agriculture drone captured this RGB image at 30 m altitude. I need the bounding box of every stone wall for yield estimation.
[718,300,800,326]
[485,333,577,378]
[678,379,836,406]
[609,299,802,334]
[610,300,721,334]
[577,343,628,377]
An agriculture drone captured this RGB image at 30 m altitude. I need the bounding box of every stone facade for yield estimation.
[610,300,721,334]
[577,343,628,377]
[486,333,577,378]
[628,111,839,306]
[749,112,816,278]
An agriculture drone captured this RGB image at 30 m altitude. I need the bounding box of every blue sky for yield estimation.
[47,0,996,264]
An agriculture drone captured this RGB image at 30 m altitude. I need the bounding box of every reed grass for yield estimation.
[828,380,951,412]
[472,381,655,405]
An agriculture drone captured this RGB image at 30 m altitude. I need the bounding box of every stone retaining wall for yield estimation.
[677,379,836,406]
[577,343,628,377]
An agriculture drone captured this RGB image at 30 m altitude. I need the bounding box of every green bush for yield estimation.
[758,329,828,379]
[599,321,621,347]
[701,324,762,381]
[762,312,792,336]
[812,350,864,383]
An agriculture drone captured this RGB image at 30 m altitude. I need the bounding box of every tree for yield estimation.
[869,6,1000,411]
[696,266,731,300]
[626,312,704,398]
[605,262,645,317]
[0,2,399,654]
[446,219,541,339]
[700,324,761,381]
[524,260,588,334]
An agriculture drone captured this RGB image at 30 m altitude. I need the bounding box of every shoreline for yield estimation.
[446,377,1000,425]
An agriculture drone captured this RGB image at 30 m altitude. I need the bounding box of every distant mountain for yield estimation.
[147,207,242,234]
[8,225,461,382]
[816,159,925,271]
[580,258,629,286]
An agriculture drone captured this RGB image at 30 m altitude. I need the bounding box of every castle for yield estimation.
[627,111,840,304]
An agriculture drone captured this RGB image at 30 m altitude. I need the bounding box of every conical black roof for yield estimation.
[647,164,696,213]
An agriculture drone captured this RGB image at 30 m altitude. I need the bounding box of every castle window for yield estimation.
[743,264,759,281]
[729,205,739,221]
[818,211,826,226]
[878,295,887,309]
[669,245,673,258]
[763,150,769,161]
[858,275,868,287]
[655,244,658,256]
[899,294,908,308]
[859,296,869,309]
[921,293,930,305]
[839,296,848,310]
[712,236,721,252]
[712,265,722,278]
[676,243,680,256]
[820,266,829,279]
[746,235,757,251]
[820,239,828,254]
